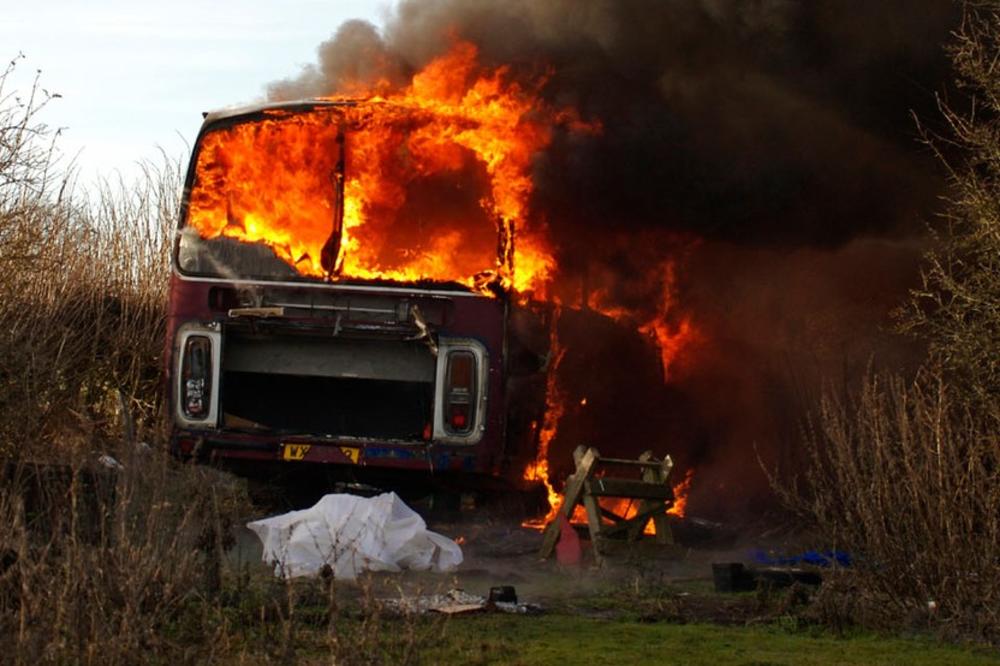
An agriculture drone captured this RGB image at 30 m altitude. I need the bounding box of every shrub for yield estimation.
[0,55,176,458]
[780,370,1000,640]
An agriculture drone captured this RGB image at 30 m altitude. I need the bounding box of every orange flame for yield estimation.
[184,37,697,529]
[596,469,694,534]
[185,40,593,296]
[666,469,695,518]
[522,308,566,529]
[589,259,697,380]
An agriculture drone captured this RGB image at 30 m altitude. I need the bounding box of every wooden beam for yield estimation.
[582,493,604,566]
[585,478,674,500]
[640,450,674,545]
[600,505,665,538]
[595,457,665,468]
[539,445,677,560]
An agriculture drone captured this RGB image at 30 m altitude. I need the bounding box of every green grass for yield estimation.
[426,614,1000,666]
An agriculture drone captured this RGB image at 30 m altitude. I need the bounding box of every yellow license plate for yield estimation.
[282,443,311,461]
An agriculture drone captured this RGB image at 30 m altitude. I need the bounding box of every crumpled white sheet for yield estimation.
[247,492,463,579]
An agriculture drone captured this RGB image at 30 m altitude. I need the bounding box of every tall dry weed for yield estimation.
[0,56,177,458]
[0,444,252,665]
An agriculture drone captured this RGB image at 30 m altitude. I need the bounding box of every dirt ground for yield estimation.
[228,501,799,626]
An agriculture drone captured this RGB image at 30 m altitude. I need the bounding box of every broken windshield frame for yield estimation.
[175,104,346,284]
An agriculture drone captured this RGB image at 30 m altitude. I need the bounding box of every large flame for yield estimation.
[519,259,698,528]
[186,40,586,295]
[522,308,566,529]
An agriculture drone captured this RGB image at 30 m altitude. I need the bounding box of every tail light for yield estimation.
[433,339,486,444]
[181,336,212,419]
[444,351,476,435]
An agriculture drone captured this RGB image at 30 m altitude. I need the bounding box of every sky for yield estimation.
[1,0,384,187]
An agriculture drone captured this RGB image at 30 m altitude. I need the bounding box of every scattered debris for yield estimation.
[382,588,542,616]
[488,586,518,604]
[97,454,123,470]
[712,561,823,593]
[247,492,462,579]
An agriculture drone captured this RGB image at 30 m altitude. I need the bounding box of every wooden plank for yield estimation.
[560,448,598,515]
[582,493,604,566]
[539,521,561,559]
[599,505,626,522]
[652,513,673,545]
[627,514,653,541]
[660,454,674,483]
[595,457,665,468]
[601,505,664,538]
[585,478,673,500]
[540,445,679,558]
[640,450,674,545]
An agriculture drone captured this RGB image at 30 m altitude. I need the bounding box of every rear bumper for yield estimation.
[172,431,480,474]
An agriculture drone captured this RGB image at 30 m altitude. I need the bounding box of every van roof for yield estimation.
[201,99,359,125]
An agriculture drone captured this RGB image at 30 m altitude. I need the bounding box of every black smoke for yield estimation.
[268,1,960,521]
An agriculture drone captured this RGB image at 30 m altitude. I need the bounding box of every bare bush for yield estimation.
[0,57,178,457]
[903,2,1000,407]
[778,369,1000,640]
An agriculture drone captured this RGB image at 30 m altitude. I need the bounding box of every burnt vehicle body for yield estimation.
[166,101,548,495]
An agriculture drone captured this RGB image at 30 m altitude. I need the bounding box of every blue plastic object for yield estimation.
[750,549,852,568]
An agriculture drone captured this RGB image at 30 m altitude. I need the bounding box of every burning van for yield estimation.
[166,98,553,494]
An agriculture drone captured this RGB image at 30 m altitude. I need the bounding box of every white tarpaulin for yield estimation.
[247,492,463,579]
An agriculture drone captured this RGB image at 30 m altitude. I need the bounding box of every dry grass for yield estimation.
[0,449,243,664]
[0,444,448,665]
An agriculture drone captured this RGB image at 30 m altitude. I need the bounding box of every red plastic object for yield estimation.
[555,513,582,565]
